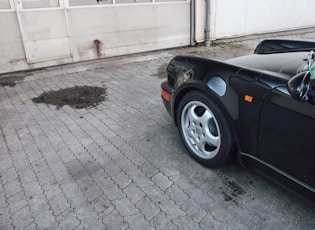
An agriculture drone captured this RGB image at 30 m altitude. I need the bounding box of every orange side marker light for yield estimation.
[244,95,253,103]
[162,89,171,102]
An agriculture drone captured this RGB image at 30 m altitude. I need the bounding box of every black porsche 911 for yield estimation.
[161,39,315,202]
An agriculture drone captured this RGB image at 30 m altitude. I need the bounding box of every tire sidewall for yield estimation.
[177,91,234,167]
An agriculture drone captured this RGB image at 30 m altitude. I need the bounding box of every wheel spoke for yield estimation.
[186,105,198,137]
[187,105,198,122]
[204,133,220,147]
[196,140,206,153]
[199,109,212,126]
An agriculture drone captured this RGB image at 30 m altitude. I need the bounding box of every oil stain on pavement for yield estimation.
[0,75,25,87]
[32,86,107,110]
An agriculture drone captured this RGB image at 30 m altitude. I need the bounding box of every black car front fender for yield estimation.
[173,78,239,126]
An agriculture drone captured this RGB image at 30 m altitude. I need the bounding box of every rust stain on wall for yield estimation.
[93,39,103,58]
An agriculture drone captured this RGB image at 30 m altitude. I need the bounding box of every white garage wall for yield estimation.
[67,3,191,62]
[211,0,315,39]
[0,0,190,74]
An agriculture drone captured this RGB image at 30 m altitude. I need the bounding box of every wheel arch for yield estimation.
[173,84,241,153]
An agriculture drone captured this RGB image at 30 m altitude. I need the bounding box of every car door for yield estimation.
[257,84,315,190]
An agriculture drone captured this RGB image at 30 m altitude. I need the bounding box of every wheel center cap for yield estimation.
[196,127,202,136]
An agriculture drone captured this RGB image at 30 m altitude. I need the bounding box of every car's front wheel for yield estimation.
[177,91,235,167]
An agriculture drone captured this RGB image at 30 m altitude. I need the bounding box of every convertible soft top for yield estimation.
[254,39,315,54]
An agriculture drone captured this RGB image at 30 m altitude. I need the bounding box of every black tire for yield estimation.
[177,91,235,167]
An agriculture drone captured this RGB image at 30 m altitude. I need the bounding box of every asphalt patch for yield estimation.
[32,86,107,110]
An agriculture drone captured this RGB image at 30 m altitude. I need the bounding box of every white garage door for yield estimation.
[0,0,191,72]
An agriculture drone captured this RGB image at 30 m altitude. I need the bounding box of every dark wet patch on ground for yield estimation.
[154,63,168,79]
[32,86,107,110]
[0,75,25,87]
[222,180,247,202]
[216,168,248,204]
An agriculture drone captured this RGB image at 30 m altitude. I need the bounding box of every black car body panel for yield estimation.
[227,52,307,76]
[161,39,315,203]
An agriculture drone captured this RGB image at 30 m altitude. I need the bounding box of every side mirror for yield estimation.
[288,71,311,101]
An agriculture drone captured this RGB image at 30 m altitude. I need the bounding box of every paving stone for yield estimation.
[56,208,81,230]
[22,223,37,230]
[103,161,122,176]
[7,191,28,214]
[209,204,233,223]
[139,161,159,178]
[119,146,146,166]
[184,187,216,212]
[165,184,189,206]
[60,182,82,199]
[199,214,223,230]
[17,168,37,183]
[28,193,50,212]
[66,160,86,179]
[125,213,154,230]
[169,174,194,190]
[123,183,146,204]
[176,163,198,180]
[6,138,23,152]
[181,198,207,223]
[0,192,8,208]
[54,171,74,185]
[112,197,138,217]
[159,164,180,177]
[11,206,34,230]
[172,216,200,230]
[42,181,62,200]
[142,185,169,203]
[90,150,112,166]
[1,167,18,184]
[101,180,125,201]
[0,157,14,173]
[69,195,94,215]
[83,160,103,177]
[112,171,132,189]
[32,210,58,229]
[152,172,173,191]
[11,154,30,172]
[76,175,103,202]
[157,199,186,220]
[41,150,60,166]
[91,194,114,218]
[31,158,48,174]
[102,210,128,230]
[0,207,13,229]
[26,150,43,164]
[77,211,105,229]
[150,212,177,230]
[191,172,217,193]
[49,193,70,216]
[36,169,55,185]
[3,179,22,198]
[135,196,160,221]
[47,161,67,174]
[127,170,154,188]
[23,181,43,197]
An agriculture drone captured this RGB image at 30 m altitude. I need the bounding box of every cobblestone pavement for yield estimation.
[1,30,315,229]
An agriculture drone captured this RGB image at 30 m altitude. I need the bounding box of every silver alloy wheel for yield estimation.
[180,100,221,159]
